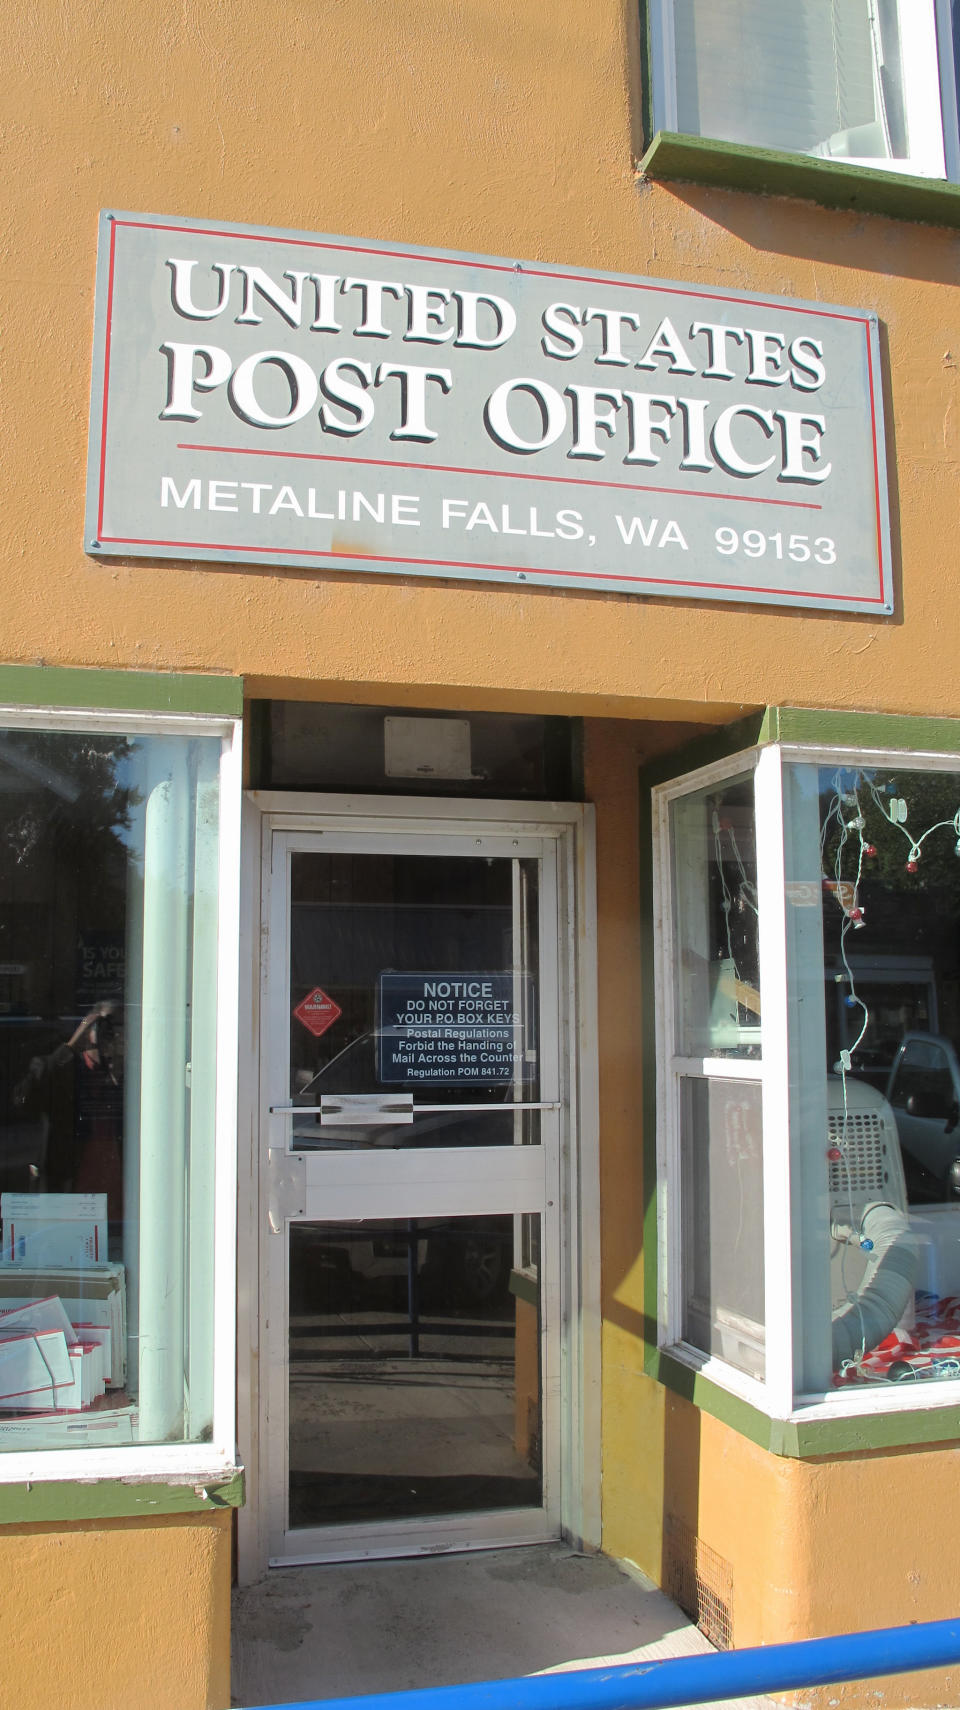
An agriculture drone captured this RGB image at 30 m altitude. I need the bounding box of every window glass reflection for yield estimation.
[288,1215,542,1528]
[0,727,222,1448]
[288,854,541,1149]
[787,763,960,1392]
[671,773,761,1060]
[680,1078,765,1379]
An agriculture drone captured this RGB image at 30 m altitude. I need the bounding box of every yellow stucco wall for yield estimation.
[0,1512,232,1710]
[2,0,959,723]
[606,1378,960,1709]
[4,0,960,1704]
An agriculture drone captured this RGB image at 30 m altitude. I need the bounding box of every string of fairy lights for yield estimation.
[820,770,960,1076]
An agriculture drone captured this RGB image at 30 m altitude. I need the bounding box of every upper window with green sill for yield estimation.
[647,0,960,183]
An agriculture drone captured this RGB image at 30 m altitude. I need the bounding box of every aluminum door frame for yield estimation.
[265,824,560,1564]
[236,792,600,1584]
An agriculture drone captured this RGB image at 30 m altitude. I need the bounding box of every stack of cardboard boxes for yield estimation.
[0,1191,131,1444]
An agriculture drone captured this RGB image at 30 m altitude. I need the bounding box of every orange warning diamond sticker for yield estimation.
[293,986,342,1038]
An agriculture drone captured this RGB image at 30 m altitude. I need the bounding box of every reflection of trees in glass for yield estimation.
[0,731,139,1039]
[821,768,960,906]
[0,733,140,1181]
[0,733,136,870]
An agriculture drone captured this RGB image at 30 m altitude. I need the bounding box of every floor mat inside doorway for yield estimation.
[289,1468,541,1526]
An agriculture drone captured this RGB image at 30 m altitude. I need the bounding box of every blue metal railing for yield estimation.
[246,1616,960,1710]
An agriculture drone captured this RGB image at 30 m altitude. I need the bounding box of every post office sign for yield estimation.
[86,210,893,614]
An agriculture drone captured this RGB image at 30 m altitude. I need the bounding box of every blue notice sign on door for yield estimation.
[378,972,535,1085]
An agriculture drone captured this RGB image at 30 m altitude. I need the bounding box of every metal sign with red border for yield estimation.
[85,210,893,615]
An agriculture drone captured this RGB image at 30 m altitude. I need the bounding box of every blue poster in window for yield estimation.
[378,972,535,1085]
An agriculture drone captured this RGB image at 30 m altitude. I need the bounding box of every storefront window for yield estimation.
[668,772,764,1379]
[786,760,960,1397]
[657,741,960,1416]
[0,725,223,1451]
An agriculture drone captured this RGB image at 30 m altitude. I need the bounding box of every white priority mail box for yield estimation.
[64,1341,107,1411]
[0,1295,77,1344]
[1,1193,108,1267]
[71,1322,113,1385]
[0,1330,74,1409]
[0,1264,126,1387]
[0,1331,108,1412]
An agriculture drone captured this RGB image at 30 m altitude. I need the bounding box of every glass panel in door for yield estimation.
[289,1213,542,1529]
[288,852,541,1149]
[270,838,557,1556]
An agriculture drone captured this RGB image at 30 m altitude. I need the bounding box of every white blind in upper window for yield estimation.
[673,0,907,162]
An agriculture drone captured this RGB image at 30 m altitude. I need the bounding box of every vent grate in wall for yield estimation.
[663,1515,734,1651]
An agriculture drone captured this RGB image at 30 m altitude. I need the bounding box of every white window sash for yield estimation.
[654,734,960,1422]
[753,746,794,1419]
[654,749,771,1390]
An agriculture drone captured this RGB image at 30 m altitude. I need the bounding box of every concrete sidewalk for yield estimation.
[232,1543,778,1710]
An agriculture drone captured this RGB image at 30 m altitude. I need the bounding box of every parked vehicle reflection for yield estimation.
[885,1033,960,1202]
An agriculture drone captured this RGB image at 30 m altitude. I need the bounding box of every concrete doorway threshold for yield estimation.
[231,1543,777,1709]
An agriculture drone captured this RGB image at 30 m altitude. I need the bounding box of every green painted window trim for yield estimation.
[639,131,960,230]
[645,1348,960,1458]
[0,1466,244,1526]
[509,1268,539,1308]
[766,706,960,756]
[640,707,960,793]
[639,703,960,1459]
[0,664,243,719]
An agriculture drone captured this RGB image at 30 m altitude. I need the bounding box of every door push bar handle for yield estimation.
[268,1095,562,1122]
[319,1093,414,1125]
[269,1093,415,1125]
[416,1101,562,1113]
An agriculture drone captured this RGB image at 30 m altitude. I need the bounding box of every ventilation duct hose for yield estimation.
[832,1201,918,1370]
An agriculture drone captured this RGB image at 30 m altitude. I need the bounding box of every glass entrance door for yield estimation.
[260,824,563,1564]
